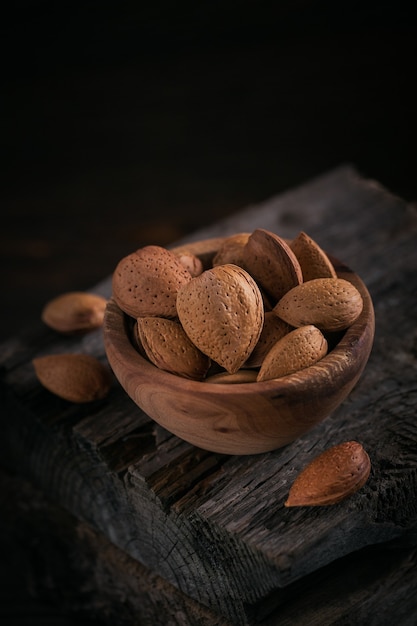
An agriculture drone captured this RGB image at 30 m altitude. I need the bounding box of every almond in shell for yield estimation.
[285,441,371,506]
[112,245,192,319]
[171,237,226,270]
[212,232,251,267]
[176,263,264,374]
[290,231,337,281]
[33,353,113,403]
[257,325,328,381]
[41,291,107,334]
[136,317,210,380]
[244,311,292,368]
[175,252,204,277]
[274,277,363,332]
[242,228,303,302]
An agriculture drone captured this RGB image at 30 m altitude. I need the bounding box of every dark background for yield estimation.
[2,1,416,342]
[1,2,417,623]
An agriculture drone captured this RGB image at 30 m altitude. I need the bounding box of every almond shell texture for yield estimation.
[33,353,113,403]
[285,441,371,506]
[136,317,210,380]
[175,252,204,277]
[257,324,328,381]
[244,311,293,368]
[242,228,303,302]
[41,291,107,333]
[274,277,363,332]
[176,263,264,374]
[112,245,192,318]
[290,231,337,281]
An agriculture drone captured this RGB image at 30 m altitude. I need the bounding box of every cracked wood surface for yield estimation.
[1,165,417,624]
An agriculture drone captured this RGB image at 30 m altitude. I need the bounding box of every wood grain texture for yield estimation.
[0,469,232,626]
[2,469,417,626]
[1,165,417,625]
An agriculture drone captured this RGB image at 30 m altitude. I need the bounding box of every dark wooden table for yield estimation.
[1,166,417,625]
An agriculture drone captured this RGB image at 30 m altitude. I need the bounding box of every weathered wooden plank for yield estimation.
[1,165,417,624]
[0,470,233,626]
[2,468,417,626]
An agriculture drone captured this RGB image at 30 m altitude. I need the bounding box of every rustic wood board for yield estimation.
[1,165,417,624]
[2,468,417,626]
[0,469,232,626]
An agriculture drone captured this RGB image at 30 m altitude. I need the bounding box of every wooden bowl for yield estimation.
[103,239,375,455]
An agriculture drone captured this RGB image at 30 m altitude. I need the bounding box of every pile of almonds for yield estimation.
[112,228,364,383]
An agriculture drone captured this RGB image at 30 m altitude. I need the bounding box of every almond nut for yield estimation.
[285,440,371,506]
[257,324,328,381]
[212,232,251,267]
[136,317,210,380]
[171,237,226,270]
[244,311,292,368]
[290,231,337,281]
[33,353,113,403]
[175,252,204,277]
[274,277,363,332]
[41,291,107,334]
[176,263,264,374]
[112,245,192,318]
[242,228,303,302]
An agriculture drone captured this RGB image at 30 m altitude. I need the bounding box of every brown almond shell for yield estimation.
[33,354,113,403]
[285,441,371,506]
[274,277,364,332]
[112,245,192,319]
[242,228,303,303]
[290,231,337,281]
[136,317,210,380]
[177,264,264,374]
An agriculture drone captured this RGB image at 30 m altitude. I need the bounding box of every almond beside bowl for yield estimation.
[103,235,375,455]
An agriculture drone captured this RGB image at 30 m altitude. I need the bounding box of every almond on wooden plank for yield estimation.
[285,441,371,506]
[33,353,113,403]
[41,291,108,334]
